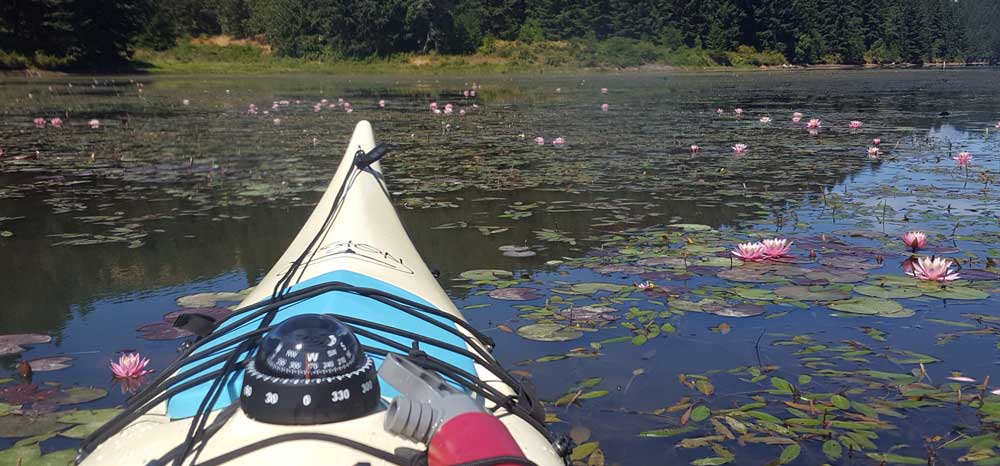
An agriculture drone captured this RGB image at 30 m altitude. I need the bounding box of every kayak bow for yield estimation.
[78,121,568,466]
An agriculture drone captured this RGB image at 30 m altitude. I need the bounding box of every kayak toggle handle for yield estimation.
[354,143,389,169]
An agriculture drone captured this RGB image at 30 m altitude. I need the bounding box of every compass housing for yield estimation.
[240,314,380,425]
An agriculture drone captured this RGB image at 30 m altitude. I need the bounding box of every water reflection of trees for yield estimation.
[0,195,308,334]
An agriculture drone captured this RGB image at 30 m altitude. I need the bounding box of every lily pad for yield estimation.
[853,285,923,299]
[56,408,121,425]
[568,282,627,294]
[56,386,107,405]
[732,288,777,300]
[459,269,513,281]
[637,257,689,267]
[59,422,105,439]
[502,250,536,258]
[0,413,69,437]
[831,229,888,239]
[819,256,883,270]
[175,290,248,308]
[923,286,989,300]
[717,268,786,283]
[828,297,913,317]
[0,384,57,405]
[703,301,764,318]
[0,334,51,356]
[24,448,76,466]
[957,269,999,281]
[27,357,74,372]
[516,323,583,342]
[592,264,644,275]
[138,307,233,340]
[774,286,853,301]
[487,287,543,301]
[804,269,867,283]
[0,445,40,464]
[668,223,713,231]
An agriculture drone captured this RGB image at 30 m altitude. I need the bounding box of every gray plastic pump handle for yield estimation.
[379,353,483,444]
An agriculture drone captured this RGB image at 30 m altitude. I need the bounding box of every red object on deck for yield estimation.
[428,412,527,466]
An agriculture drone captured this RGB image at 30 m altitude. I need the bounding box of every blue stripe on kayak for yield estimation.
[166,269,475,419]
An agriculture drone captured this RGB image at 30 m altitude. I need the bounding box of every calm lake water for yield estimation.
[1,70,999,465]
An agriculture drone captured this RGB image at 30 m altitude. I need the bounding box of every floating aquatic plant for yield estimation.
[906,256,960,282]
[731,242,766,261]
[901,231,927,251]
[110,352,153,379]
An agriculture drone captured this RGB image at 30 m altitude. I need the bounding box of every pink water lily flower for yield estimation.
[759,116,771,123]
[873,138,881,146]
[849,120,863,129]
[954,151,971,167]
[111,352,153,378]
[247,104,258,115]
[792,116,802,123]
[995,121,1000,129]
[902,231,927,251]
[459,109,466,116]
[732,242,767,261]
[553,137,566,147]
[33,117,45,128]
[430,102,438,110]
[50,118,63,128]
[470,90,476,97]
[690,144,700,153]
[867,147,880,159]
[807,119,821,129]
[907,256,960,282]
[734,108,744,116]
[600,87,608,93]
[182,99,190,106]
[761,238,792,258]
[88,119,100,129]
[534,137,545,145]
[792,112,804,118]
[272,118,281,125]
[378,99,385,108]
[716,108,724,115]
[601,103,609,112]
[732,143,748,154]
[463,90,470,97]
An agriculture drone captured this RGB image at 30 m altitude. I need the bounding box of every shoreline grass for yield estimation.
[4,38,988,76]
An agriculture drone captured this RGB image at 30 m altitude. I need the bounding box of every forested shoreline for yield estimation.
[2,0,999,72]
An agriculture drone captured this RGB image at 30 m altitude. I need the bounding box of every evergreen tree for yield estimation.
[705,0,743,50]
[753,0,798,54]
[4,0,1000,68]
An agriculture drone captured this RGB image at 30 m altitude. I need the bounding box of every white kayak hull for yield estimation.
[80,121,564,466]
